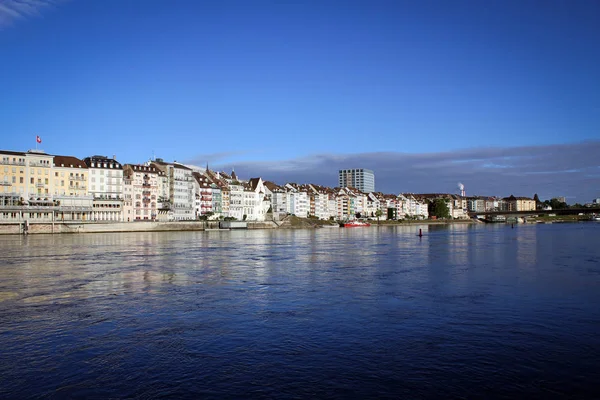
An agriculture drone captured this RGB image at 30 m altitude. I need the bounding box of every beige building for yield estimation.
[25,150,54,204]
[505,195,536,211]
[52,155,88,197]
[0,150,27,206]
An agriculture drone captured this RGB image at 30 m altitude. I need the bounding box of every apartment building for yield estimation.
[84,155,124,221]
[338,168,375,193]
[123,164,159,221]
[0,150,27,207]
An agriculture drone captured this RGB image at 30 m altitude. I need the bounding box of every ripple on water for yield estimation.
[0,226,599,399]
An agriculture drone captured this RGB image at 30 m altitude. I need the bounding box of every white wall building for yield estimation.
[285,183,309,217]
[84,155,124,221]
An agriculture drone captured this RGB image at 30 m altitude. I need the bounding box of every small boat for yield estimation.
[341,220,371,227]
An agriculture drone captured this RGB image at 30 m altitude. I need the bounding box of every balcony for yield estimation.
[36,183,45,188]
[0,182,11,186]
[69,176,86,181]
[0,160,25,166]
[29,162,51,168]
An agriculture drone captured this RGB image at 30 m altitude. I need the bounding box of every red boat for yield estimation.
[341,220,371,227]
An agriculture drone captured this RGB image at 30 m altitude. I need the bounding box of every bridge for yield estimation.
[467,208,598,218]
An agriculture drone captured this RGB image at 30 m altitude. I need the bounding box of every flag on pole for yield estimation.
[36,135,42,144]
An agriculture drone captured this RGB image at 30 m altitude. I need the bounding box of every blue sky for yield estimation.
[1,0,599,202]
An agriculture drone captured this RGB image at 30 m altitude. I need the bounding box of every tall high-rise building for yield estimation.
[338,169,375,193]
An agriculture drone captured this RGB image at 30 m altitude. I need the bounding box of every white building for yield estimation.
[84,155,124,221]
[243,177,270,221]
[264,181,287,217]
[151,160,194,221]
[308,184,332,220]
[285,183,309,217]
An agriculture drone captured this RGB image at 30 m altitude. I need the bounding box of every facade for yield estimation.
[124,164,159,221]
[122,174,134,222]
[0,150,27,207]
[228,181,244,220]
[193,172,214,217]
[338,168,375,193]
[52,155,92,222]
[308,184,332,220]
[285,183,309,217]
[264,181,287,216]
[84,155,124,221]
[25,150,54,204]
[244,178,270,221]
[504,195,536,211]
[152,160,195,220]
[52,155,88,197]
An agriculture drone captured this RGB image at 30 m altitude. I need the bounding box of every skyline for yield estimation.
[2,0,599,202]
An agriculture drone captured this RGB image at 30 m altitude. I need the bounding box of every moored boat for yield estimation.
[341,220,371,227]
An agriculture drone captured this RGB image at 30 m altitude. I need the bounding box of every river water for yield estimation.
[0,223,599,399]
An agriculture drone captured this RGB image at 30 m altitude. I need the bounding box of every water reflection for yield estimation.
[1,224,600,399]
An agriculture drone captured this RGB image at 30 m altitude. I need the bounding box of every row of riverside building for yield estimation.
[0,149,537,223]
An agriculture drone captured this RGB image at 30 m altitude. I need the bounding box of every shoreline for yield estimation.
[2,217,592,235]
[0,218,476,235]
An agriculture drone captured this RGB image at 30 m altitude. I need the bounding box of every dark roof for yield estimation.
[264,181,284,191]
[53,155,88,168]
[84,155,123,169]
[0,150,26,156]
[248,177,261,191]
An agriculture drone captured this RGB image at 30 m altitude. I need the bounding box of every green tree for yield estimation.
[375,209,383,224]
[429,198,451,219]
[549,198,568,209]
[533,193,541,209]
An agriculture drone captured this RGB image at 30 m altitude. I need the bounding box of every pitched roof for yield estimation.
[263,181,283,191]
[53,155,87,168]
[0,150,26,156]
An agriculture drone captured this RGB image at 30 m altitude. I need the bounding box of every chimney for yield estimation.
[113,155,116,160]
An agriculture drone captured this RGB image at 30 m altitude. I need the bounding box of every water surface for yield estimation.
[1,223,599,398]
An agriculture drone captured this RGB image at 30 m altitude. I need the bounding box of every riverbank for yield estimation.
[0,217,479,235]
[0,220,276,235]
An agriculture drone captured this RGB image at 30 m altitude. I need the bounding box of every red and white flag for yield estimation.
[36,135,42,144]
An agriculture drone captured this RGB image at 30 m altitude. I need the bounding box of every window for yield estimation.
[30,177,34,184]
[20,177,23,184]
[12,176,16,183]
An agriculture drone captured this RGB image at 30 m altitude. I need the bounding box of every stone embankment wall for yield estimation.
[0,220,278,235]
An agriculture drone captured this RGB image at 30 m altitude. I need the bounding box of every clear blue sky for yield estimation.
[1,0,599,201]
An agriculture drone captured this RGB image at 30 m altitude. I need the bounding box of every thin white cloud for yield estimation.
[0,0,58,27]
